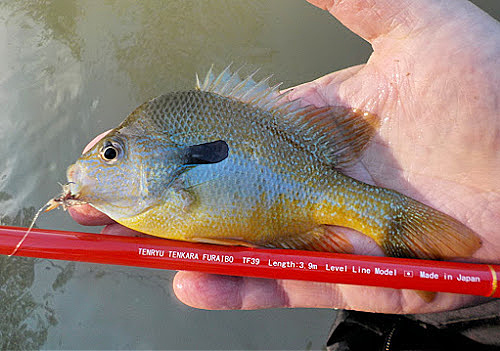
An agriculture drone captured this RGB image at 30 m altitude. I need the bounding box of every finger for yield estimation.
[307,0,420,42]
[332,226,384,256]
[173,272,287,310]
[68,204,113,225]
[68,205,147,236]
[173,271,482,313]
[101,222,150,237]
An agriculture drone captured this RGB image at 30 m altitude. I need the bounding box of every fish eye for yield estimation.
[103,147,117,160]
[99,141,122,163]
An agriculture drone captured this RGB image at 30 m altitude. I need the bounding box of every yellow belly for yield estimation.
[115,193,319,244]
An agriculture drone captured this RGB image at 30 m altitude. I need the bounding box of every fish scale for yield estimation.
[59,66,481,261]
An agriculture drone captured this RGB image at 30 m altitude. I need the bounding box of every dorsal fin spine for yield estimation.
[220,65,242,94]
[227,69,259,98]
[239,74,270,101]
[201,65,214,90]
[211,64,233,92]
[195,73,201,90]
[247,77,274,104]
[228,77,248,96]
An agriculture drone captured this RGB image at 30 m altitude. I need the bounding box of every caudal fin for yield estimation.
[381,198,481,260]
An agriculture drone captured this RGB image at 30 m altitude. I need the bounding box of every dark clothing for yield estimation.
[326,300,500,351]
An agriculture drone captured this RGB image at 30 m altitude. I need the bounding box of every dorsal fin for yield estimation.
[280,105,379,168]
[196,65,379,168]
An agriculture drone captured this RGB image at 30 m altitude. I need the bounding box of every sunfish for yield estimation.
[48,66,481,260]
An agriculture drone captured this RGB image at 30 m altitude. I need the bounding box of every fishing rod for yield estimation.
[0,225,498,298]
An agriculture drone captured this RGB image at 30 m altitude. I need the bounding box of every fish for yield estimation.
[51,66,481,260]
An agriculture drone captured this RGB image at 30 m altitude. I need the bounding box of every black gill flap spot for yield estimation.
[184,140,229,165]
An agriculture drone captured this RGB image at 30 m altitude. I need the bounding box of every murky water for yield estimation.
[0,0,497,349]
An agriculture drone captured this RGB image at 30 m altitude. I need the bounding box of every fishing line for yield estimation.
[8,201,50,257]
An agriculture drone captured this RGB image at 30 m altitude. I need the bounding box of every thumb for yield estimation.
[307,0,488,44]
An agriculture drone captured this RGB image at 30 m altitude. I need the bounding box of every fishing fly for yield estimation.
[9,183,84,256]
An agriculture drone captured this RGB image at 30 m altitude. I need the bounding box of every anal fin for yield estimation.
[190,237,259,248]
[260,226,354,253]
[190,226,353,253]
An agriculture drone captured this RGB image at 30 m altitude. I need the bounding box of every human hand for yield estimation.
[70,0,500,313]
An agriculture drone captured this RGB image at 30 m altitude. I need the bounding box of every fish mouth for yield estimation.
[45,183,87,212]
[45,162,89,212]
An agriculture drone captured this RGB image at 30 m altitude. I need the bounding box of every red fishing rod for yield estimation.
[0,225,498,297]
